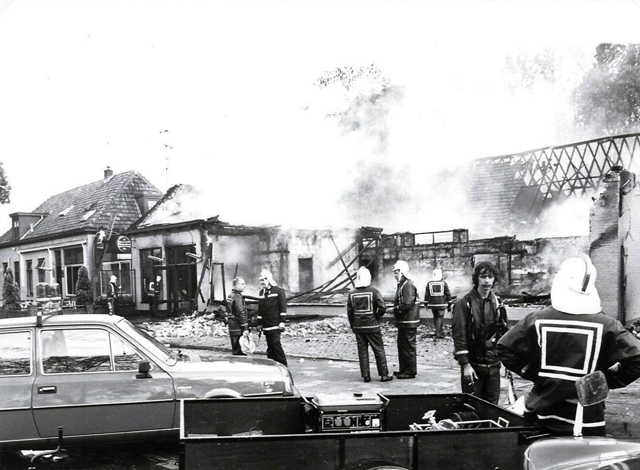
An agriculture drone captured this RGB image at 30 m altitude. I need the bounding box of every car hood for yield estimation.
[167,355,293,398]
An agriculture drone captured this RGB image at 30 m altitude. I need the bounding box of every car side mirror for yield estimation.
[576,370,609,406]
[136,360,153,379]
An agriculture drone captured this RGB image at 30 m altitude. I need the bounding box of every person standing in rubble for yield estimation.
[390,261,420,379]
[148,275,161,316]
[257,270,288,366]
[497,254,640,435]
[348,267,393,383]
[424,268,452,340]
[108,275,120,316]
[452,261,508,404]
[226,277,250,356]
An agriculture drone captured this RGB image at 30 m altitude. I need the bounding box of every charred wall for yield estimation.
[363,229,588,300]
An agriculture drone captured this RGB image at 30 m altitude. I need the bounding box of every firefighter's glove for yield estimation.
[279,322,285,331]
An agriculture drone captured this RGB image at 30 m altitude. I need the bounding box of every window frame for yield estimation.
[38,326,147,375]
[0,330,33,377]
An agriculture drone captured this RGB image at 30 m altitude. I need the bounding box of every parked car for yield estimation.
[0,313,297,451]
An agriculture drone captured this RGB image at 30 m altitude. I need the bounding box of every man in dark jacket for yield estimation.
[226,277,249,355]
[391,260,420,379]
[452,261,507,404]
[257,270,288,366]
[497,254,640,435]
[424,268,452,340]
[348,267,393,383]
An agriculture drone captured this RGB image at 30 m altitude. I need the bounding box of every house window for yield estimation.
[26,260,33,297]
[140,248,162,304]
[2,262,7,274]
[13,261,20,292]
[37,259,46,283]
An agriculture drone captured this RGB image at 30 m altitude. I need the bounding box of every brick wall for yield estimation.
[620,172,640,324]
[589,170,622,320]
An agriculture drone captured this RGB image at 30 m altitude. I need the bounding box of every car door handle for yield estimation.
[38,386,57,394]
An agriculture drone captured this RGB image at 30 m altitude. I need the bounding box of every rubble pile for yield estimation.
[146,312,446,341]
[147,313,228,338]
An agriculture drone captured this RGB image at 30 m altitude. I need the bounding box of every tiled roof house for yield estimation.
[0,168,161,305]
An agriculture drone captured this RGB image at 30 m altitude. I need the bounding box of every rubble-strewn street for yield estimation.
[144,310,459,369]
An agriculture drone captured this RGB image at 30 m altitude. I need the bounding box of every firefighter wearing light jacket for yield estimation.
[257,269,288,366]
[391,260,421,379]
[497,254,640,436]
[348,267,393,383]
[424,268,452,340]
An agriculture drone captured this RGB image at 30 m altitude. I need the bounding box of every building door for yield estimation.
[298,258,314,293]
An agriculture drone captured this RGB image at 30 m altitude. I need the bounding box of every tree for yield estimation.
[0,162,10,204]
[2,267,21,308]
[573,44,640,136]
[75,266,93,305]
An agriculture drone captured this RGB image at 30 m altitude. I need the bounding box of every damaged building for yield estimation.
[125,184,379,315]
[2,135,640,326]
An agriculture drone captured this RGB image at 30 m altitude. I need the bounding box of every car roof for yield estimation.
[0,314,123,330]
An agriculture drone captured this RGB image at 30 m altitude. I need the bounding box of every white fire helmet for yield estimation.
[393,260,413,280]
[354,266,372,288]
[260,269,278,287]
[432,268,443,281]
[110,275,117,283]
[551,254,601,315]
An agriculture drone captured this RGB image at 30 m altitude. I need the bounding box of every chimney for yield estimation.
[104,166,114,180]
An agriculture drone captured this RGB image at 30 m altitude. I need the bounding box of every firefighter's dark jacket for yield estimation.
[452,288,507,366]
[226,289,248,336]
[393,278,420,329]
[347,286,386,333]
[257,285,287,332]
[496,306,640,432]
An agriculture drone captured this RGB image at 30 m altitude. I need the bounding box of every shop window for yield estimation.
[64,247,84,265]
[140,248,163,303]
[100,262,133,297]
[66,266,81,296]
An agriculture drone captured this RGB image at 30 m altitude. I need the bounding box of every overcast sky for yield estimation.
[2,0,640,236]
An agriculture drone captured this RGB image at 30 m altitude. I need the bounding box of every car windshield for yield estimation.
[117,319,178,366]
